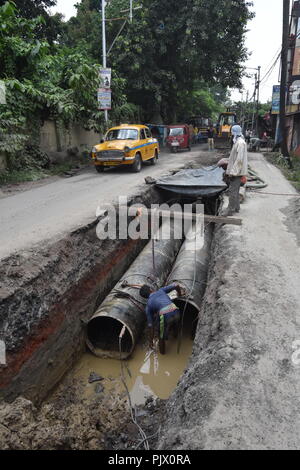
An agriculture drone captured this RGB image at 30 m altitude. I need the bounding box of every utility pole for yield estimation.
[130,0,133,22]
[240,92,244,130]
[255,65,261,136]
[101,0,108,123]
[280,0,292,168]
[245,90,249,130]
[251,73,257,132]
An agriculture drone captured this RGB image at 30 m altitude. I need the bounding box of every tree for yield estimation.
[233,100,272,129]
[0,0,63,43]
[173,82,228,122]
[63,0,254,122]
[0,0,56,16]
[0,2,106,169]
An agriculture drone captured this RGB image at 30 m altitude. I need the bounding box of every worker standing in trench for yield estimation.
[221,125,248,217]
[139,283,186,355]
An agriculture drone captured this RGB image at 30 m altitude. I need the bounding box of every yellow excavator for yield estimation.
[215,110,237,148]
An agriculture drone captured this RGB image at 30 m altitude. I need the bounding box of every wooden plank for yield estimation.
[119,206,242,226]
[204,214,242,226]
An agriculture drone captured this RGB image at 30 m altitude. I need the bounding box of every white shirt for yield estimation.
[226,136,248,176]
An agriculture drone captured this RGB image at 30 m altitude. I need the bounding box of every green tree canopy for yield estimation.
[0,2,102,169]
[63,0,254,122]
[0,0,63,43]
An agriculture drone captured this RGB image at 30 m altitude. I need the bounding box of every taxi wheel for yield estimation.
[131,154,142,173]
[95,166,104,173]
[150,150,158,165]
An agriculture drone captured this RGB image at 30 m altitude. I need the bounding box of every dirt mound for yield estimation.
[0,374,164,450]
[0,378,130,450]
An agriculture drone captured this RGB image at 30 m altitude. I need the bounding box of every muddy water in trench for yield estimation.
[73,324,193,406]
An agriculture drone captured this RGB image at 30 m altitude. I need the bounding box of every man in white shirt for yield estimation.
[222,125,248,216]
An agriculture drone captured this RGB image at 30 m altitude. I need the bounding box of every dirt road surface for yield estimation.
[2,150,300,450]
[0,147,208,261]
[158,152,300,450]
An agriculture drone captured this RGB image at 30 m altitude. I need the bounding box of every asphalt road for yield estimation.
[0,146,206,260]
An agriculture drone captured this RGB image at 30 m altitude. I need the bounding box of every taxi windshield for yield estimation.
[169,128,184,136]
[106,129,138,141]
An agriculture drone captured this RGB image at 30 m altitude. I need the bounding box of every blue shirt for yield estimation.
[146,284,177,328]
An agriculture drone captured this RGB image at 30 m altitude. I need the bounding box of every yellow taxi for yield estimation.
[91,124,160,173]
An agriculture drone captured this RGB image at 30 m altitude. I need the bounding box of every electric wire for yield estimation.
[135,427,161,450]
[265,46,281,70]
[260,52,281,86]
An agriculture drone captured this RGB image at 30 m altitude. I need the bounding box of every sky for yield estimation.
[230,0,283,104]
[51,0,283,104]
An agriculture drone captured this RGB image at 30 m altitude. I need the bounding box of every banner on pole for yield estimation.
[99,68,111,89]
[97,88,111,110]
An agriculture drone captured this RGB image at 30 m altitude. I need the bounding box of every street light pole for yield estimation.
[255,65,261,137]
[101,0,108,123]
[251,73,257,132]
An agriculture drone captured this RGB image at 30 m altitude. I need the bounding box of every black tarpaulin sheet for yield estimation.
[156,166,227,197]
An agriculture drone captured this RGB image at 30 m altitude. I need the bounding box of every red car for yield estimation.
[166,124,191,153]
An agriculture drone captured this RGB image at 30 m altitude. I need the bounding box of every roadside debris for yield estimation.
[145,176,157,184]
[88,372,104,384]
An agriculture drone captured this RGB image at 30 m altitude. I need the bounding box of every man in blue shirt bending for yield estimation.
[140,283,185,354]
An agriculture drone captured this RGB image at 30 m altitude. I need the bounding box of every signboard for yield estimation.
[0,81,6,105]
[99,68,111,89]
[271,85,280,114]
[293,47,300,76]
[286,75,300,114]
[97,88,111,110]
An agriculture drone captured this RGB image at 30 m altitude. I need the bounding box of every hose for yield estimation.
[246,167,268,190]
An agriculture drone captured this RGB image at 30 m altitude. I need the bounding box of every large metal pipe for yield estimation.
[167,223,213,318]
[86,221,183,359]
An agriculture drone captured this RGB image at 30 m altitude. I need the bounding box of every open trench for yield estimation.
[0,164,223,450]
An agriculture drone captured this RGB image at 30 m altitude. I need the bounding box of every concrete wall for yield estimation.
[40,120,101,158]
[0,122,101,172]
[40,121,57,153]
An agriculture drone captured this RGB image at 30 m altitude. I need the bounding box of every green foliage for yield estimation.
[232,100,271,127]
[0,112,27,155]
[0,168,48,184]
[0,1,110,171]
[0,0,63,43]
[0,2,49,79]
[0,0,256,176]
[176,85,226,122]
[64,0,254,121]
